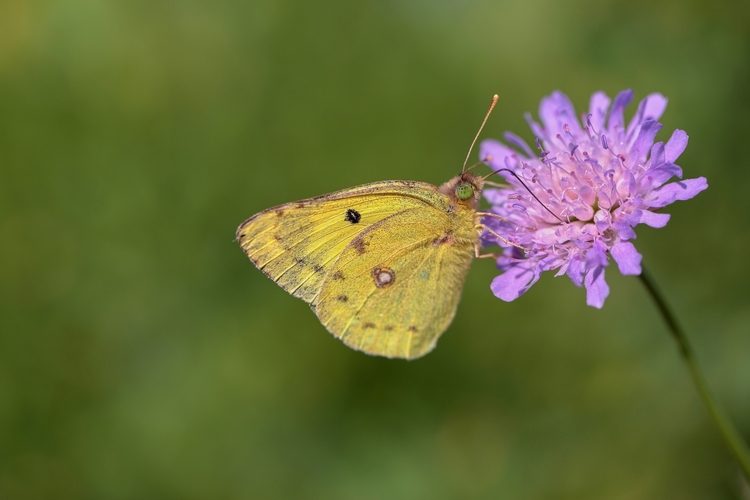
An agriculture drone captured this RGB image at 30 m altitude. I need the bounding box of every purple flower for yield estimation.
[480,90,707,308]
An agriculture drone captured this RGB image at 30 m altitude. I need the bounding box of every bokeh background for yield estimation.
[2,0,750,498]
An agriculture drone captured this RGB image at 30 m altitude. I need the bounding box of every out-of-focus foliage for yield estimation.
[1,0,749,498]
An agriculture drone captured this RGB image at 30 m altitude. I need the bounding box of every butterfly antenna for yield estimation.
[464,154,496,174]
[462,94,499,174]
[482,167,565,223]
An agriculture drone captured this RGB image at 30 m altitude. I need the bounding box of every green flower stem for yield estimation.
[639,266,750,480]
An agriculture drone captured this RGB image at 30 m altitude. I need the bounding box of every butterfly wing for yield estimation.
[315,207,476,359]
[237,181,445,303]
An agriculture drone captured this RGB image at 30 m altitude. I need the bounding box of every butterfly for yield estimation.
[236,96,511,359]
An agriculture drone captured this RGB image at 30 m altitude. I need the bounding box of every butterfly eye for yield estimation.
[456,184,474,201]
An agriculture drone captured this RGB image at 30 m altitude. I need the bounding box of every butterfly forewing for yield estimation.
[236,181,441,303]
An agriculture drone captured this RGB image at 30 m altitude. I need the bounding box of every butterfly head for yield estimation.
[439,172,484,209]
[456,183,474,201]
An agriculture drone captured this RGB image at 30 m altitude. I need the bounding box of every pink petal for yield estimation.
[490,261,541,301]
[610,241,642,275]
[539,91,582,138]
[480,139,519,169]
[642,93,668,121]
[566,254,585,287]
[648,141,665,168]
[607,90,634,141]
[643,177,708,208]
[579,184,596,206]
[629,119,662,163]
[627,93,668,139]
[665,130,689,163]
[483,188,509,205]
[503,132,534,157]
[587,91,611,133]
[616,170,637,199]
[524,113,546,141]
[627,210,671,228]
[586,240,609,269]
[584,265,610,309]
[612,221,636,240]
[643,163,683,190]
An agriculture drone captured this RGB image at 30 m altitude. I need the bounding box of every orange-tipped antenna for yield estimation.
[464,154,494,174]
[462,94,499,173]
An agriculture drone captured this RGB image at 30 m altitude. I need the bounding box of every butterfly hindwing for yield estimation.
[315,207,475,359]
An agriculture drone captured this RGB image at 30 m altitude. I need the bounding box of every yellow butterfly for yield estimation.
[237,96,508,359]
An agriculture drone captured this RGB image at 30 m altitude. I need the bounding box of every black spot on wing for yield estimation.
[345,208,361,224]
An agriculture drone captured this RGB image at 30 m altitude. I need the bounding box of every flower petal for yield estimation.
[586,240,609,269]
[642,93,668,121]
[525,112,546,141]
[627,209,671,228]
[490,261,541,301]
[665,129,688,163]
[480,139,518,169]
[587,91,611,133]
[643,177,708,208]
[627,93,668,140]
[607,89,634,141]
[483,188,509,205]
[566,253,585,286]
[644,162,683,190]
[649,141,665,168]
[594,209,612,232]
[612,221,636,240]
[616,170,637,199]
[629,119,662,163]
[584,265,609,308]
[503,131,534,157]
[539,91,582,138]
[610,241,642,275]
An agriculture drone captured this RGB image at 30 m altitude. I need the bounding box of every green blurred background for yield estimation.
[2,0,750,498]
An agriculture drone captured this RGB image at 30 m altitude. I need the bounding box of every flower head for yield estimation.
[480,90,707,308]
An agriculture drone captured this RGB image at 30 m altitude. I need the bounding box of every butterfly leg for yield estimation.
[476,211,511,223]
[475,224,528,253]
[474,244,500,260]
[477,211,536,232]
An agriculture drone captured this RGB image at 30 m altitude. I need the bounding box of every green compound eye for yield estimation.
[456,184,474,201]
